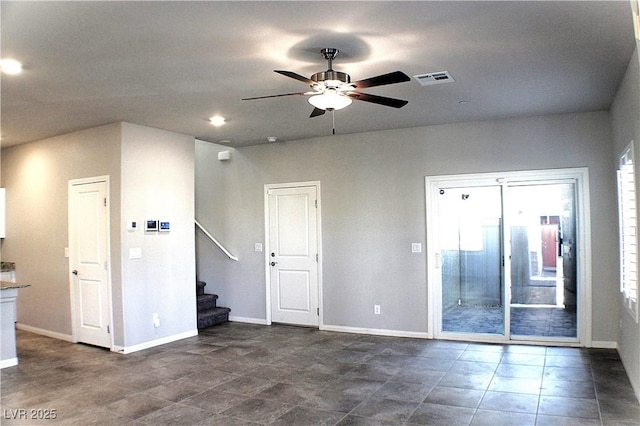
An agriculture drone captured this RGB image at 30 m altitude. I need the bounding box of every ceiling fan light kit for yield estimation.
[308,88,352,111]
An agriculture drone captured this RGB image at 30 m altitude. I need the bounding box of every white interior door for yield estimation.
[69,178,112,348]
[267,184,319,327]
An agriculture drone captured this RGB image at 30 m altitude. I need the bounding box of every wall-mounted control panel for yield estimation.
[145,220,158,232]
[127,218,172,234]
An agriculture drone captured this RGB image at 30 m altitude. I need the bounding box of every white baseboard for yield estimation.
[619,353,640,404]
[0,357,18,369]
[227,319,431,339]
[591,340,618,349]
[321,324,431,339]
[228,316,268,325]
[112,329,198,354]
[16,323,74,342]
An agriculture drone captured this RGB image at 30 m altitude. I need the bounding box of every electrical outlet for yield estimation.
[374,304,381,315]
[153,313,160,328]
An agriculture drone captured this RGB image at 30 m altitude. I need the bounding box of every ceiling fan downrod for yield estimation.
[322,48,338,70]
[311,48,351,86]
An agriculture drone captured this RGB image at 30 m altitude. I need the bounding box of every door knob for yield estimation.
[72,270,78,275]
[270,261,278,266]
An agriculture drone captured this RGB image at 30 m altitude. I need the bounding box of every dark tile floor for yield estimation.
[1,323,639,425]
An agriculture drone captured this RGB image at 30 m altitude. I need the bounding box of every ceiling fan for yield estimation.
[242,48,411,118]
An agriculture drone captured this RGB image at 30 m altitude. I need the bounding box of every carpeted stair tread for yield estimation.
[197,306,231,329]
[197,293,218,311]
[196,280,230,328]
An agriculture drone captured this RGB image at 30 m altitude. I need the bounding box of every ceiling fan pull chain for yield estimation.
[332,110,336,135]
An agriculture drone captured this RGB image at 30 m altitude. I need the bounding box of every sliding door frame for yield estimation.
[426,168,592,346]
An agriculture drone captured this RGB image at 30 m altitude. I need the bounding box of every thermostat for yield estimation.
[159,221,170,232]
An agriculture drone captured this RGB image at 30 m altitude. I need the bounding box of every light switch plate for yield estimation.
[411,243,422,253]
[255,243,263,252]
[129,247,142,259]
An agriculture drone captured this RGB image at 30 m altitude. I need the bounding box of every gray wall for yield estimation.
[611,47,640,400]
[1,122,196,349]
[120,123,197,347]
[195,111,619,341]
[1,124,122,337]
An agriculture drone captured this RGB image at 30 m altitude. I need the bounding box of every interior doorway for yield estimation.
[426,169,590,345]
[265,182,322,327]
[68,176,112,348]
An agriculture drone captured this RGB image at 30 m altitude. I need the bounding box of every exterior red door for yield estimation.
[541,224,558,270]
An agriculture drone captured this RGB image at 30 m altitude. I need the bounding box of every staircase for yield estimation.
[196,281,230,328]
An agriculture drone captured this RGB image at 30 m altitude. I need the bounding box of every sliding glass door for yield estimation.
[427,170,584,343]
[438,185,505,336]
[507,183,577,338]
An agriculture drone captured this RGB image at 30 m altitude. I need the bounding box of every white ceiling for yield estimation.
[0,1,635,148]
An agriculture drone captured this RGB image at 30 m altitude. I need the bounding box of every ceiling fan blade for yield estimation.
[352,71,411,89]
[275,70,314,85]
[310,107,326,118]
[242,92,308,101]
[347,92,408,108]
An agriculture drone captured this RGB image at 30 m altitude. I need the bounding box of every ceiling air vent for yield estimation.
[413,71,455,86]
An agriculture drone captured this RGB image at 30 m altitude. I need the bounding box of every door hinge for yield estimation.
[107,325,110,334]
[315,199,318,208]
[104,261,108,270]
[317,308,319,316]
[103,197,107,207]
[316,253,318,262]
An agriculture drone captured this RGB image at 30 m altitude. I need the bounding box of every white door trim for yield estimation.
[68,175,113,349]
[264,181,323,327]
[425,168,592,346]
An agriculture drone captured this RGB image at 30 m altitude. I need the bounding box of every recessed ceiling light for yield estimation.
[219,140,232,144]
[0,58,23,75]
[209,116,226,127]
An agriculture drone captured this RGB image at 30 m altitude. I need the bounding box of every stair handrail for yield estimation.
[195,219,239,261]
